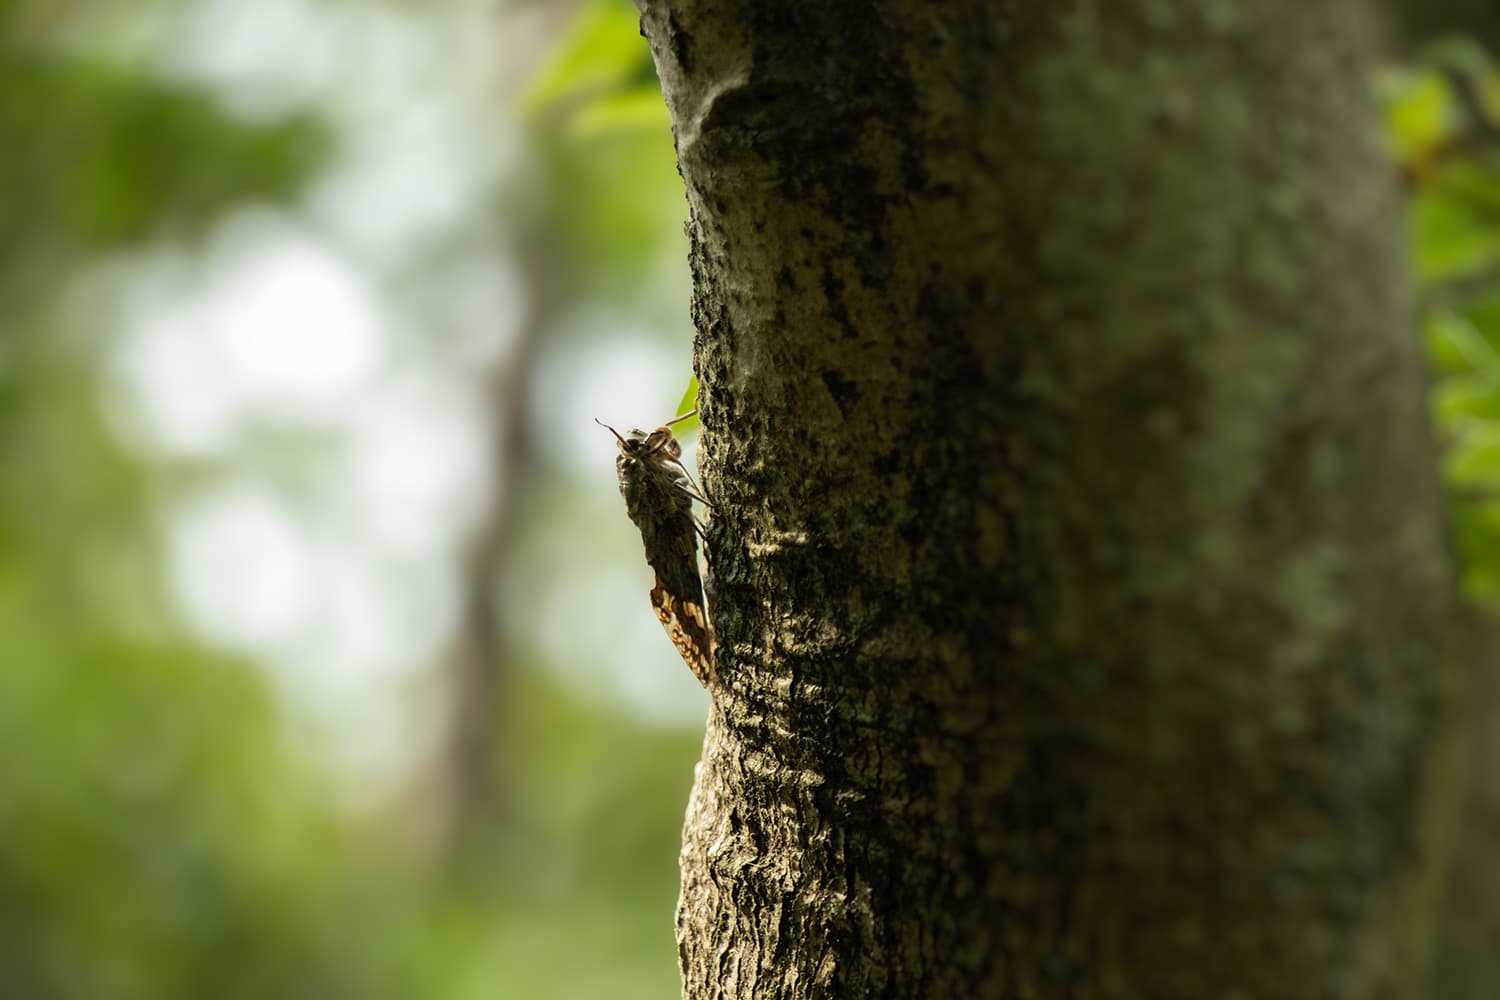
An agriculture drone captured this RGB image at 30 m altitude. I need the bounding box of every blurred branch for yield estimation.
[1421,261,1500,311]
[442,229,552,862]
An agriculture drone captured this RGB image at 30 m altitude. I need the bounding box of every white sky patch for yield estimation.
[113,212,381,455]
[204,233,379,411]
[427,253,527,371]
[162,0,351,119]
[167,479,458,789]
[345,377,487,554]
[113,298,243,455]
[307,99,513,266]
[169,485,318,648]
[532,561,710,723]
[533,327,694,478]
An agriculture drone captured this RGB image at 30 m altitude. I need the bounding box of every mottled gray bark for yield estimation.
[636,1,1463,997]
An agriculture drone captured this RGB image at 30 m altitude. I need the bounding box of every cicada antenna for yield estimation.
[594,417,629,448]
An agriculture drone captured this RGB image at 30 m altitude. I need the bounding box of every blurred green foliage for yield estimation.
[0,0,697,996]
[512,0,682,310]
[0,59,324,256]
[519,0,654,122]
[0,5,380,998]
[1385,45,1500,598]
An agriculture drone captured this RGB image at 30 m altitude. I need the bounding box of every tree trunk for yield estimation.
[635,2,1463,997]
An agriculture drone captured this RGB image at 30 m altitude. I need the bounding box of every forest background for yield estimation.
[3,1,1499,997]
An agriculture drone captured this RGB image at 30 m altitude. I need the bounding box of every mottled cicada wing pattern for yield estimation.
[596,413,715,687]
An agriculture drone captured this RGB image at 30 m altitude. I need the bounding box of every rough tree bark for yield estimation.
[635,1,1463,997]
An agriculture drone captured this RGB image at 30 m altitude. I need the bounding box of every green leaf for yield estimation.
[520,0,653,118]
[1436,376,1500,424]
[1412,190,1500,282]
[1381,69,1452,161]
[675,375,698,417]
[670,375,699,434]
[569,87,671,138]
[1456,498,1500,602]
[1447,425,1500,489]
[1428,309,1500,376]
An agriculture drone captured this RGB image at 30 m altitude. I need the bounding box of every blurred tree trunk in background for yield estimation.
[1391,0,1500,54]
[443,229,552,863]
[637,1,1467,998]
